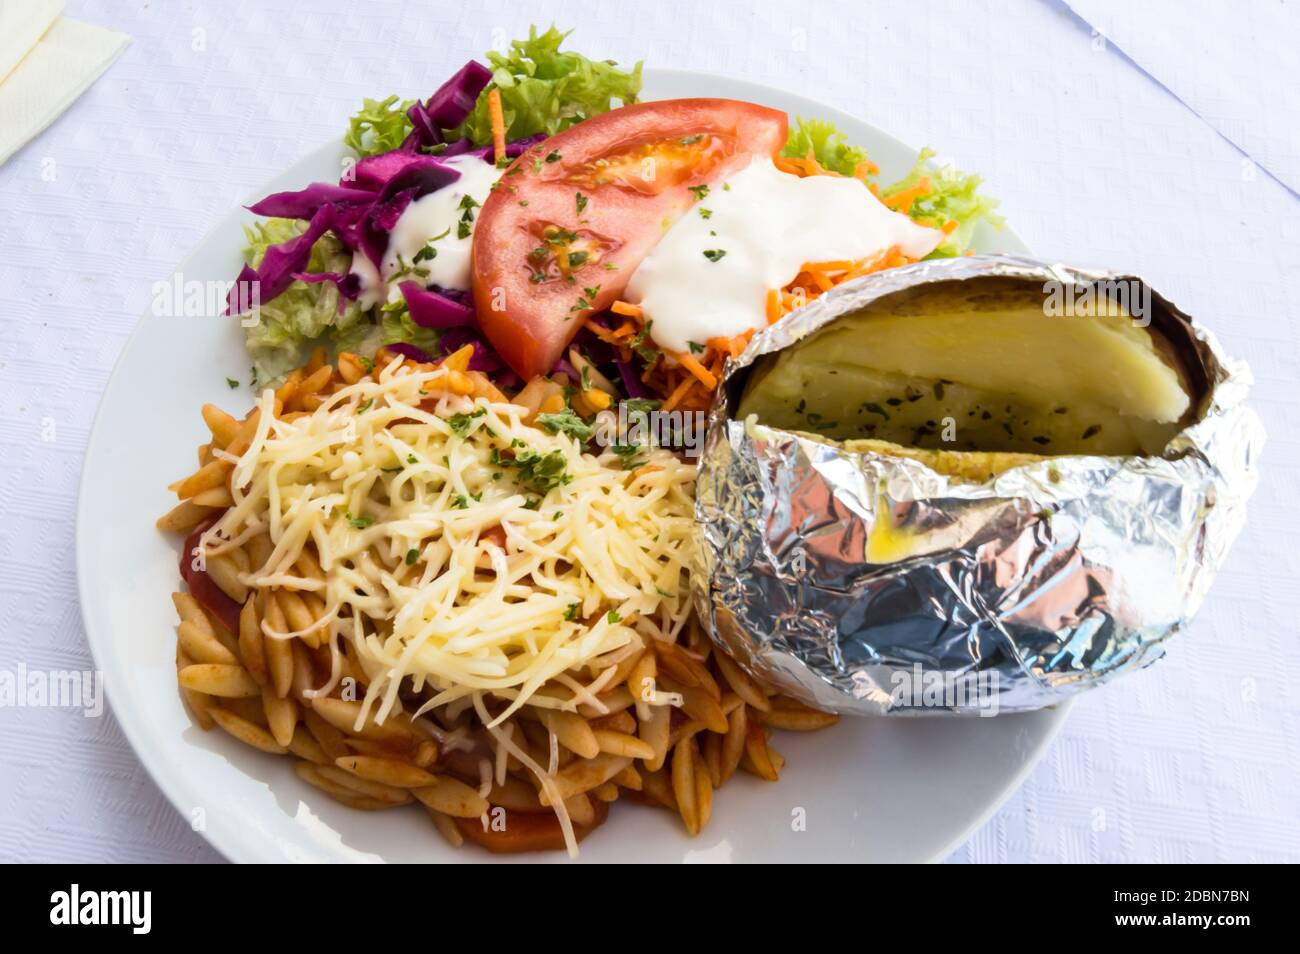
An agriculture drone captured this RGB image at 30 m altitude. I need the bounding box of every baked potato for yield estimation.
[738,278,1195,477]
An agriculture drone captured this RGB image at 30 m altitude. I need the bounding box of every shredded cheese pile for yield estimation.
[202,357,697,736]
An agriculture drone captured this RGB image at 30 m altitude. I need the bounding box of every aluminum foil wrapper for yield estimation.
[692,255,1263,715]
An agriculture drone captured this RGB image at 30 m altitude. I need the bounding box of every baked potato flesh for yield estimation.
[738,281,1192,462]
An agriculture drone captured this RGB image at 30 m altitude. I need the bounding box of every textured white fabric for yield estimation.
[1066,0,1300,195]
[0,0,1296,864]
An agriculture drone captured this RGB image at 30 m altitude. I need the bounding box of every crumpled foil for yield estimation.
[691,255,1264,715]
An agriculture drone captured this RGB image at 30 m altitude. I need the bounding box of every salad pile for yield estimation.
[230,25,1001,413]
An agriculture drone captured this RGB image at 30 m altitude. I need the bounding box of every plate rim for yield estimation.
[76,65,1062,864]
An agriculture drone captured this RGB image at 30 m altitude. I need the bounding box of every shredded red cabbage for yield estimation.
[402,61,492,150]
[246,183,376,219]
[226,203,340,313]
[293,271,361,302]
[614,357,651,399]
[400,281,476,328]
[384,341,437,363]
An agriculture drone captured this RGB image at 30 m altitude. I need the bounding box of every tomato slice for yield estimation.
[472,99,787,380]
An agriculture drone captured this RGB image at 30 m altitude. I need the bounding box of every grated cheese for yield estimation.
[200,356,697,856]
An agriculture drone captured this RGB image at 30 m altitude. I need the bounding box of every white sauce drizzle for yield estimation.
[625,156,943,353]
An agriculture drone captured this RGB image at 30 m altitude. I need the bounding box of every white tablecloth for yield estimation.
[2,0,1296,864]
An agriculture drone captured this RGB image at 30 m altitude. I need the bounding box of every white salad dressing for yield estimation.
[625,157,944,354]
[351,153,501,306]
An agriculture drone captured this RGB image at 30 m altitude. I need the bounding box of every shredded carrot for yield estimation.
[611,300,643,319]
[662,376,697,413]
[805,267,835,292]
[705,336,741,358]
[941,219,958,235]
[765,288,782,325]
[588,323,627,347]
[773,154,805,176]
[802,260,854,272]
[881,177,931,214]
[487,88,507,166]
[676,352,718,390]
[853,159,879,181]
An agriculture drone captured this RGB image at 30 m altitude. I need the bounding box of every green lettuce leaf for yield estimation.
[451,25,642,145]
[331,302,440,359]
[343,95,417,158]
[782,118,870,177]
[881,147,1004,257]
[240,219,367,386]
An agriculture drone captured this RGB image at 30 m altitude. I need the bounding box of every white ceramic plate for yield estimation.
[77,68,1067,863]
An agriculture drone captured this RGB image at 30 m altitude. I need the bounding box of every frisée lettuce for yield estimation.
[881,147,1004,257]
[450,25,642,145]
[782,118,870,177]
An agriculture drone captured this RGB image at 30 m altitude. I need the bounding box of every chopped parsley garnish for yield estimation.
[688,184,709,201]
[226,377,239,389]
[611,443,644,469]
[413,245,437,264]
[545,150,562,163]
[575,192,588,214]
[356,398,373,413]
[629,320,658,362]
[405,548,420,566]
[537,409,595,441]
[568,250,588,268]
[564,603,580,621]
[451,494,469,509]
[545,227,578,246]
[569,284,601,316]
[688,340,705,354]
[492,445,572,494]
[702,248,727,262]
[622,397,661,415]
[406,454,419,464]
[679,134,703,145]
[447,406,487,436]
[456,194,480,240]
[346,512,373,529]
[698,207,713,219]
[606,610,623,624]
